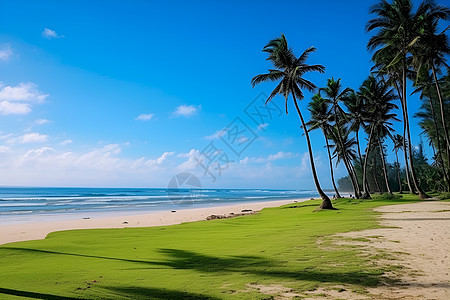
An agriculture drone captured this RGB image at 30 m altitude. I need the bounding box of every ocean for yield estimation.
[0,187,324,224]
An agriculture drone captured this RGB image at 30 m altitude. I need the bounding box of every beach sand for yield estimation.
[338,201,450,299]
[0,199,303,245]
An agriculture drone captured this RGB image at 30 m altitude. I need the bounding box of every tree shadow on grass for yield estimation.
[1,247,381,287]
[104,286,220,300]
[0,287,81,299]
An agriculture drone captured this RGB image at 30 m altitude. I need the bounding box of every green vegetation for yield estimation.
[0,195,421,299]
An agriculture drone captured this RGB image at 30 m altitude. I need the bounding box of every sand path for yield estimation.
[340,201,450,299]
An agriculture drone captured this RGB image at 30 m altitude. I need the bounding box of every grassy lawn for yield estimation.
[0,195,421,299]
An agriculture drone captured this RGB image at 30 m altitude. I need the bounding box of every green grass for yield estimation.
[0,195,422,299]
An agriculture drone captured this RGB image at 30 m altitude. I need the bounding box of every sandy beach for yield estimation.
[0,198,303,245]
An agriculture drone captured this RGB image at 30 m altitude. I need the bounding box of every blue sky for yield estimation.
[0,0,444,189]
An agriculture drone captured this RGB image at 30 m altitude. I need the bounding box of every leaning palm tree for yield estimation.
[307,94,342,198]
[343,91,372,194]
[367,0,431,199]
[412,2,450,173]
[413,72,450,190]
[251,34,333,209]
[328,126,358,195]
[319,78,360,197]
[359,75,399,197]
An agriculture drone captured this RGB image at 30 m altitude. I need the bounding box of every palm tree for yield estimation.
[359,75,399,197]
[328,126,358,193]
[343,91,371,194]
[367,0,431,199]
[412,1,450,173]
[414,76,450,190]
[319,78,360,197]
[251,34,334,209]
[392,134,405,193]
[307,94,342,198]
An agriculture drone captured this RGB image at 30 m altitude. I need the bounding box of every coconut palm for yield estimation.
[328,126,358,189]
[343,91,372,194]
[372,55,415,194]
[414,75,450,190]
[307,94,342,198]
[319,78,360,197]
[359,75,399,197]
[367,0,431,199]
[412,1,450,173]
[251,34,333,209]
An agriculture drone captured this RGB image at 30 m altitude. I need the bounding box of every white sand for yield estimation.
[0,199,304,245]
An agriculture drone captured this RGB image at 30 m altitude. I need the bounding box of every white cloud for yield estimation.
[60,139,73,146]
[0,82,48,102]
[0,101,31,115]
[35,119,51,125]
[177,149,201,171]
[0,45,13,62]
[42,28,63,39]
[172,104,200,117]
[135,113,154,121]
[0,82,48,115]
[8,132,49,144]
[204,130,226,140]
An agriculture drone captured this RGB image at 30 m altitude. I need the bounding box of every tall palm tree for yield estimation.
[319,78,360,197]
[392,134,405,193]
[412,2,450,173]
[307,94,342,198]
[343,91,371,194]
[367,0,431,199]
[251,34,333,209]
[414,76,450,190]
[359,75,399,197]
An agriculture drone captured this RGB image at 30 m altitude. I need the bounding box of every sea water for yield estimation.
[0,187,324,224]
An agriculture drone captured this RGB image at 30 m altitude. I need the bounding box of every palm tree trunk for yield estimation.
[292,94,334,209]
[362,125,374,199]
[378,137,392,194]
[428,94,450,191]
[372,159,382,193]
[402,59,430,199]
[324,129,341,198]
[356,130,370,194]
[395,151,403,193]
[431,65,450,177]
[395,80,414,194]
[333,106,360,198]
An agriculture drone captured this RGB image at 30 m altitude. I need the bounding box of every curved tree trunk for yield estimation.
[356,130,371,194]
[372,159,383,194]
[378,137,392,194]
[395,80,414,194]
[431,65,450,188]
[324,129,341,198]
[428,94,450,191]
[395,151,403,193]
[362,125,374,198]
[333,105,360,198]
[292,94,334,209]
[402,60,430,199]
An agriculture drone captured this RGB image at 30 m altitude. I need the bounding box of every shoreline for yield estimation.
[0,198,307,245]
